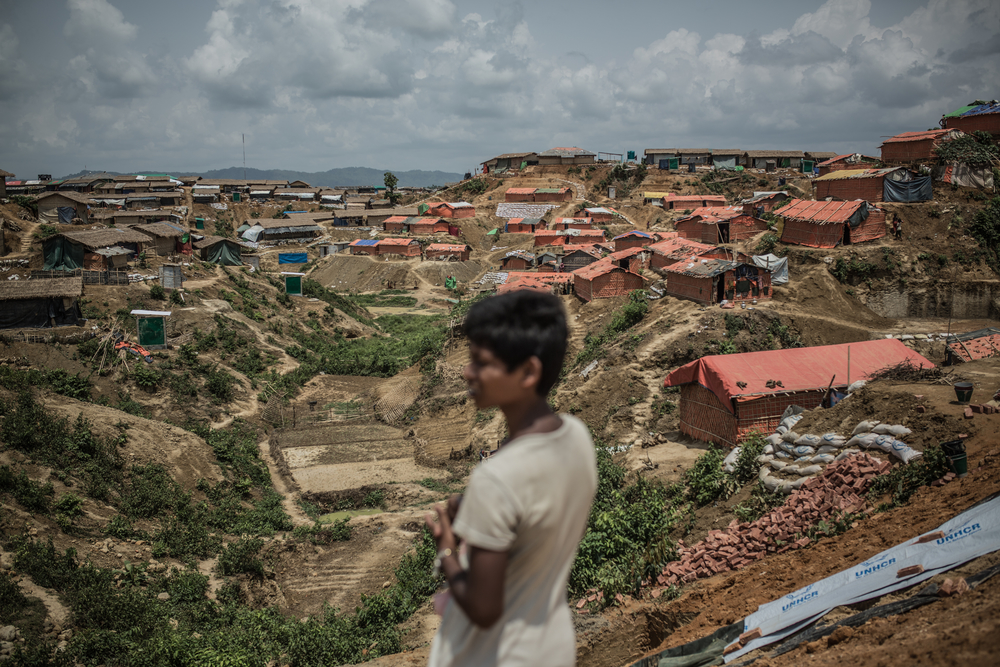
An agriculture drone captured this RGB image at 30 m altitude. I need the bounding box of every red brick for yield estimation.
[796,537,811,547]
[964,407,974,419]
[971,404,983,414]
[740,627,763,643]
[897,565,925,578]
[723,642,743,655]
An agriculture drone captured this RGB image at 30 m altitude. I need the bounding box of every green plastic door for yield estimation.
[286,275,302,296]
[137,317,165,347]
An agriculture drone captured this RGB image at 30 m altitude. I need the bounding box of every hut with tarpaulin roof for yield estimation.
[33,191,91,225]
[777,199,886,248]
[647,236,722,273]
[675,207,768,244]
[349,239,379,256]
[43,227,152,271]
[427,202,475,218]
[193,236,243,265]
[572,261,644,302]
[608,246,650,273]
[377,238,421,257]
[613,230,653,252]
[879,129,964,163]
[661,194,727,210]
[0,276,83,329]
[425,243,471,261]
[500,250,535,271]
[504,217,545,233]
[812,167,930,203]
[576,207,615,223]
[663,340,934,448]
[663,258,771,306]
[550,217,593,231]
[941,100,1000,139]
[534,229,606,247]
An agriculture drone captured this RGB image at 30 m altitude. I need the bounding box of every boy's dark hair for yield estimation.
[464,290,568,396]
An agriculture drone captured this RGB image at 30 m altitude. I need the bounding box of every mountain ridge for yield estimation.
[58,166,464,188]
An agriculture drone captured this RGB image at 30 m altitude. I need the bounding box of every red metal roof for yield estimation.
[378,238,418,246]
[880,130,952,144]
[948,334,1000,362]
[383,216,408,223]
[664,339,933,412]
[609,247,648,260]
[776,199,865,224]
[506,188,536,194]
[573,260,637,280]
[426,243,468,252]
[647,237,717,258]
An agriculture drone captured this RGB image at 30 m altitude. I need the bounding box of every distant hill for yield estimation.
[58,166,464,188]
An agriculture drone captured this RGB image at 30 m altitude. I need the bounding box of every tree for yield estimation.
[384,171,401,205]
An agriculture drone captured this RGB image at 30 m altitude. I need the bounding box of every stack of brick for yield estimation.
[655,453,894,589]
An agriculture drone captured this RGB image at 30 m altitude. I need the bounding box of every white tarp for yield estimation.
[752,254,788,285]
[726,494,1000,662]
[241,224,265,242]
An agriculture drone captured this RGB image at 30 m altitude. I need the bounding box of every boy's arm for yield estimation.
[427,504,508,629]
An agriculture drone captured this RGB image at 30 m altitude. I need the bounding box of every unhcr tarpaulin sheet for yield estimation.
[43,237,84,271]
[883,176,932,203]
[278,253,308,264]
[663,339,932,412]
[726,493,1000,662]
[752,254,788,285]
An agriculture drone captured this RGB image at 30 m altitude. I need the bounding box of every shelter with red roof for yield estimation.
[505,188,537,203]
[777,199,886,248]
[499,272,574,295]
[504,217,546,233]
[663,258,771,306]
[647,237,723,272]
[664,339,934,447]
[572,261,644,302]
[879,129,964,163]
[816,153,880,177]
[348,239,380,255]
[612,230,653,252]
[550,217,594,231]
[534,229,606,247]
[675,207,768,244]
[607,246,650,273]
[425,243,471,261]
[427,202,475,218]
[812,167,922,202]
[500,250,535,271]
[377,238,421,257]
[661,194,727,210]
[561,245,607,272]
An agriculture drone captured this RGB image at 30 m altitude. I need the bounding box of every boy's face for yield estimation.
[463,343,531,410]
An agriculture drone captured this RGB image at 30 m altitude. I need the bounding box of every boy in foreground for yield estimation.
[425,290,598,667]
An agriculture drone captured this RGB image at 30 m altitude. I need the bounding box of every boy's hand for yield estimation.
[425,504,458,555]
[446,493,463,523]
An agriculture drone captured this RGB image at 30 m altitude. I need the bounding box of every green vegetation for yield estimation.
[457,177,488,196]
[5,527,439,666]
[570,439,680,601]
[866,445,951,510]
[830,255,879,283]
[754,232,780,255]
[348,290,419,308]
[596,163,647,198]
[32,224,60,240]
[575,290,649,367]
[383,171,401,204]
[149,284,166,300]
[934,130,1000,164]
[717,314,802,353]
[968,196,1000,272]
[684,446,739,506]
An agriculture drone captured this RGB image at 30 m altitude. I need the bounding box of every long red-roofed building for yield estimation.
[664,339,934,447]
[879,129,963,163]
[777,199,886,248]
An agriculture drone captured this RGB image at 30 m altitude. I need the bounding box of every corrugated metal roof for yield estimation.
[573,259,640,280]
[776,199,865,224]
[648,237,717,259]
[506,188,537,194]
[609,247,648,259]
[880,129,957,144]
[664,258,735,277]
[426,244,469,252]
[538,147,595,157]
[379,238,418,246]
[813,167,903,182]
[349,239,379,246]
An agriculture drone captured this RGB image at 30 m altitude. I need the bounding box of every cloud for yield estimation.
[63,0,157,98]
[3,0,1000,179]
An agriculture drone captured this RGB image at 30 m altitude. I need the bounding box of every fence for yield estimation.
[31,269,130,285]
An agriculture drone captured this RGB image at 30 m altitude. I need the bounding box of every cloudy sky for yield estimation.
[1,0,998,179]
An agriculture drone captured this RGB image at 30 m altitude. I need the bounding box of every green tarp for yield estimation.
[943,104,978,118]
[137,317,166,347]
[205,241,242,266]
[444,276,457,289]
[43,237,84,271]
[285,275,302,296]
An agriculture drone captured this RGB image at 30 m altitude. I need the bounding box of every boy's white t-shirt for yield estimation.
[427,414,597,667]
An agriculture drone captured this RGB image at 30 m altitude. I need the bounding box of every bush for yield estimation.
[575,290,649,367]
[204,366,238,403]
[217,538,265,578]
[131,365,161,390]
[149,284,166,300]
[731,432,767,484]
[0,465,54,513]
[685,446,738,506]
[754,233,779,255]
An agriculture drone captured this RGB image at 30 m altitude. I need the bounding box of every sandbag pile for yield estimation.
[755,415,921,494]
[655,452,890,591]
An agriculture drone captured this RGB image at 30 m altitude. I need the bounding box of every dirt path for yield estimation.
[258,433,312,526]
[16,577,71,628]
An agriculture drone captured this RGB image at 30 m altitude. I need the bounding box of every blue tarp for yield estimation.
[278,253,308,264]
[883,176,932,203]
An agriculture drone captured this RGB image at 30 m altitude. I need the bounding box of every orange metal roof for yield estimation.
[881,129,953,143]
[573,260,637,280]
[378,238,418,246]
[426,243,468,252]
[776,199,866,224]
[506,188,536,194]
